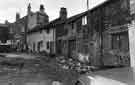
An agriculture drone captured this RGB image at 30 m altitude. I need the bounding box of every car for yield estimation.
[75,67,135,85]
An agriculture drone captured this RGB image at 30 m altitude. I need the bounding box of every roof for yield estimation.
[0,23,8,28]
[66,0,120,24]
[27,18,65,34]
[28,0,115,34]
[36,11,49,17]
[66,11,87,24]
[27,24,44,34]
[14,15,27,26]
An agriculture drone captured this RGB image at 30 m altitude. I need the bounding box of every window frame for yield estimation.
[82,16,87,26]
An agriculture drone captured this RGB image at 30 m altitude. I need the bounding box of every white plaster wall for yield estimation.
[27,32,42,52]
[27,28,55,53]
[128,20,135,67]
[130,0,135,14]
[42,29,55,53]
[28,14,37,30]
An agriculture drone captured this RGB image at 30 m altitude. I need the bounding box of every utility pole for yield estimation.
[24,15,28,52]
[87,0,89,10]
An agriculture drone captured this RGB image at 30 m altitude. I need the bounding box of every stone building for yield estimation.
[8,3,49,51]
[27,4,49,53]
[128,0,135,67]
[0,23,9,43]
[9,6,28,51]
[27,4,49,30]
[58,0,131,66]
[27,7,67,54]
[0,23,12,52]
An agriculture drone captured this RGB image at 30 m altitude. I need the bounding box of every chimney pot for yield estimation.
[40,4,44,13]
[60,7,67,20]
[16,13,20,21]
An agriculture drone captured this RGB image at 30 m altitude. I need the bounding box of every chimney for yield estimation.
[27,3,31,15]
[16,12,20,21]
[5,20,9,25]
[40,4,44,13]
[59,7,67,20]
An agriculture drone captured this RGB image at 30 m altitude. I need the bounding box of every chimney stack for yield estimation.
[59,7,67,20]
[5,20,9,25]
[27,3,31,15]
[16,12,20,21]
[40,4,44,13]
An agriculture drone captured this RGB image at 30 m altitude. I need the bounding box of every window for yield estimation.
[46,29,50,34]
[33,42,35,51]
[75,80,83,85]
[37,41,43,52]
[82,16,87,25]
[72,23,74,29]
[112,34,120,49]
[47,41,50,49]
[21,26,25,32]
[112,32,129,51]
[40,30,42,33]
[39,41,43,47]
[50,41,55,53]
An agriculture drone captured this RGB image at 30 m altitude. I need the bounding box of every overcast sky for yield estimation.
[0,0,106,23]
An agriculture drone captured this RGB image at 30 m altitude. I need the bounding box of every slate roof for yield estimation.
[27,0,115,34]
[14,16,27,25]
[27,18,65,34]
[0,23,8,28]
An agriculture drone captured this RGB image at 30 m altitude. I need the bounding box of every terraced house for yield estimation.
[27,7,67,54]
[26,0,135,67]
[27,4,49,53]
[9,12,27,51]
[58,0,131,66]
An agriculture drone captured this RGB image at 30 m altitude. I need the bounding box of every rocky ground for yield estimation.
[0,53,79,85]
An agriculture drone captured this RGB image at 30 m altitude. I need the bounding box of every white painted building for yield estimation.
[27,27,55,53]
[27,4,54,53]
[128,0,135,67]
[27,4,49,30]
[27,7,67,54]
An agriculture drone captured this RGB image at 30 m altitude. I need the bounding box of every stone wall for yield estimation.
[27,29,54,53]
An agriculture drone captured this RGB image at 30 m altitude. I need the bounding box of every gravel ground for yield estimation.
[0,53,79,85]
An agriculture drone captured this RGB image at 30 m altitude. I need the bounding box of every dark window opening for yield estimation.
[111,32,129,51]
[33,42,35,51]
[37,40,43,51]
[47,29,50,34]
[47,41,50,49]
[75,80,83,85]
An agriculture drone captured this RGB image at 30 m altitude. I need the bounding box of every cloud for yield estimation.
[0,0,106,23]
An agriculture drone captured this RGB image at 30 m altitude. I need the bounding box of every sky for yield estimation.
[0,0,106,23]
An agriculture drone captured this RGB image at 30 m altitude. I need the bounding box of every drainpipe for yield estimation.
[99,7,104,66]
[24,15,28,52]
